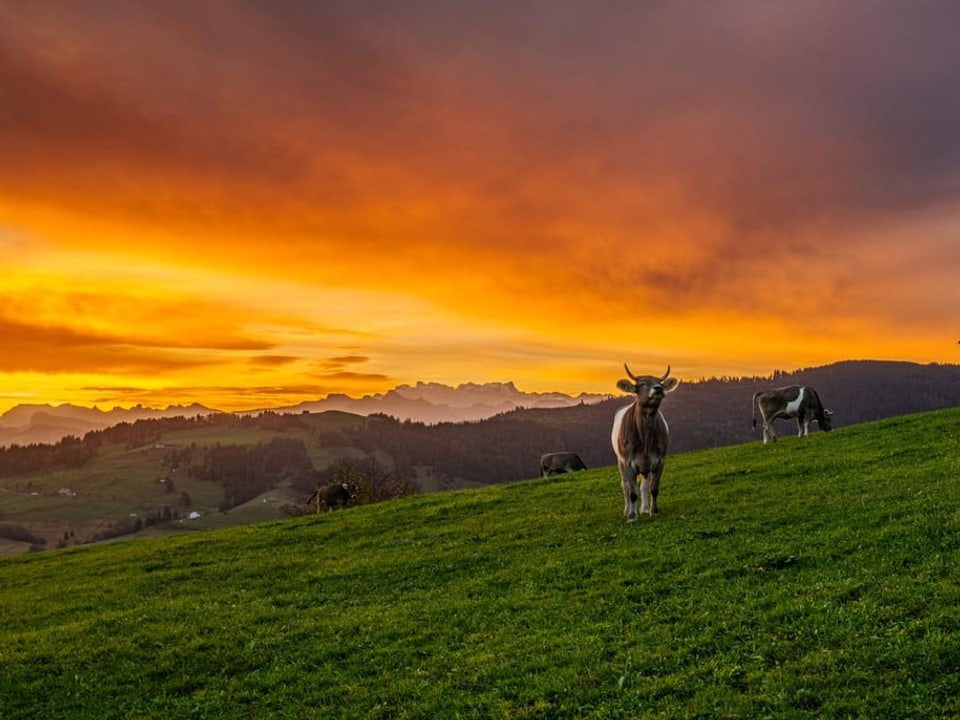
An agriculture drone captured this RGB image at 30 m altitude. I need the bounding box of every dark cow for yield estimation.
[611,364,679,521]
[307,482,359,513]
[752,385,833,444]
[540,452,588,478]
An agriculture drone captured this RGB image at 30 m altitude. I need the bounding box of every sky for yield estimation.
[2,0,960,415]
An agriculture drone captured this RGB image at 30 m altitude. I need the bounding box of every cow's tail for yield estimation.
[751,391,761,429]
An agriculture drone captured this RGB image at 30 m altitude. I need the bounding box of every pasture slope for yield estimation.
[2,408,959,719]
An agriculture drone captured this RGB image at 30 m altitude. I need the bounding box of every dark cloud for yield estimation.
[0,317,221,374]
[248,355,300,368]
[324,355,369,367]
[4,0,959,235]
[0,315,268,374]
[321,371,389,383]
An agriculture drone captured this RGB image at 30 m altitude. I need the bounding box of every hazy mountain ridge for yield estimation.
[276,381,608,423]
[0,384,609,447]
[0,403,218,447]
[3,359,957,452]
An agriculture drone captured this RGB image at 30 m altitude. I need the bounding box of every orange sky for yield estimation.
[2,1,959,415]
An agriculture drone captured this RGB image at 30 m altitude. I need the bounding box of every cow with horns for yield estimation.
[611,364,679,521]
[751,385,833,444]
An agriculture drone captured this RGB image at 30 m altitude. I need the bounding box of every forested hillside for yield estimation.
[329,360,960,486]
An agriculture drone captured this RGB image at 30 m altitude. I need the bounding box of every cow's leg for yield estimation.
[649,467,662,515]
[640,472,653,515]
[620,462,638,522]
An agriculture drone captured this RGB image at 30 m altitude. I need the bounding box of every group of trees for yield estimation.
[174,437,317,510]
[90,411,288,449]
[166,436,415,513]
[0,411,316,480]
[0,434,98,478]
[334,411,592,487]
[320,455,417,505]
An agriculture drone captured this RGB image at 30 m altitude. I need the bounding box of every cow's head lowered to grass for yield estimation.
[611,364,679,521]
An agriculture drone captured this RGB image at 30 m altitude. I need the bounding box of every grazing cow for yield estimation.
[752,385,833,444]
[540,452,588,478]
[307,482,358,513]
[611,364,679,521]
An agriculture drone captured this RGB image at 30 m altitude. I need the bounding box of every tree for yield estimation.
[325,455,416,504]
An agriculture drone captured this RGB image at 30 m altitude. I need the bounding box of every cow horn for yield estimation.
[661,365,671,381]
[624,363,638,381]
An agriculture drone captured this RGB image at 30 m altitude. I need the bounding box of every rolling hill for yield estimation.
[2,408,959,718]
[0,410,371,555]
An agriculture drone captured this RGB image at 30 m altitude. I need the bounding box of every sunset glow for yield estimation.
[2,2,959,415]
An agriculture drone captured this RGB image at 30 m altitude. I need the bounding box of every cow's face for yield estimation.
[617,365,679,409]
[820,409,834,431]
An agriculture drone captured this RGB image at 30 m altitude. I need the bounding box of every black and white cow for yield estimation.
[307,482,359,513]
[611,364,679,521]
[752,385,833,444]
[540,452,587,478]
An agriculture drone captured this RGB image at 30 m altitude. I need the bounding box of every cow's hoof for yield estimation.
[627,514,637,523]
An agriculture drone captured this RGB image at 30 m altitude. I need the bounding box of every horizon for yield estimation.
[4,358,954,419]
[3,3,960,416]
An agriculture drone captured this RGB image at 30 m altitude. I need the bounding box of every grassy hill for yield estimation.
[0,411,373,553]
[2,408,959,718]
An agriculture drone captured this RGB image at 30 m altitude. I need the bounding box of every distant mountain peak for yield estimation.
[0,382,609,446]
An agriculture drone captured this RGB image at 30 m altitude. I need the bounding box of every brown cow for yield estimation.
[611,364,679,521]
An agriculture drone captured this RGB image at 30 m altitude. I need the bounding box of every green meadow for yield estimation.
[2,408,959,719]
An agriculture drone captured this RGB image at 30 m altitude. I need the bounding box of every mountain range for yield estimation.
[0,382,609,447]
[267,381,608,423]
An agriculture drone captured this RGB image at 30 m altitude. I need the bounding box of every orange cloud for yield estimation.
[1,2,959,415]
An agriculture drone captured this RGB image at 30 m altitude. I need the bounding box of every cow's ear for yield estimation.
[616,379,636,394]
[662,377,680,393]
